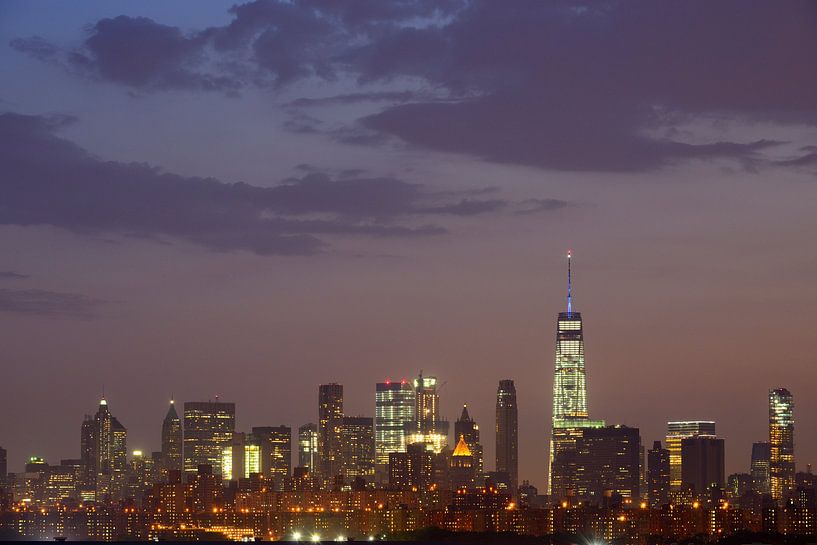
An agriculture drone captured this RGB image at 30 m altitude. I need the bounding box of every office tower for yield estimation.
[770,388,795,501]
[405,372,449,453]
[80,415,95,488]
[298,423,319,471]
[110,416,127,497]
[450,435,476,490]
[222,432,261,482]
[340,416,375,479]
[680,436,725,497]
[93,398,113,476]
[549,252,605,497]
[751,441,772,494]
[318,383,344,478]
[375,381,415,467]
[161,400,183,474]
[666,421,716,489]
[183,400,236,477]
[389,443,434,490]
[252,426,291,481]
[455,404,483,475]
[647,440,671,507]
[0,446,5,482]
[496,380,519,493]
[572,425,641,501]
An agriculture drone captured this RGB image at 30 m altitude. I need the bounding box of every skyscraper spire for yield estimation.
[567,250,572,315]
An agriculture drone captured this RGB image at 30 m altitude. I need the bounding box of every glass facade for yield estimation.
[769,388,794,501]
[298,423,318,471]
[665,421,716,489]
[375,381,415,466]
[318,384,343,478]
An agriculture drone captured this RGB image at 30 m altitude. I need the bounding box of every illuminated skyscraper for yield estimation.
[666,421,716,489]
[252,426,291,481]
[496,380,518,493]
[375,381,415,467]
[183,400,235,477]
[222,432,261,482]
[455,404,483,475]
[93,398,113,476]
[450,435,476,490]
[405,372,449,453]
[161,400,183,474]
[549,252,604,497]
[751,441,771,495]
[769,388,795,501]
[298,423,318,471]
[318,383,344,478]
[340,416,375,479]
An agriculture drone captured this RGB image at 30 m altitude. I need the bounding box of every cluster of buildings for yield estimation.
[0,254,812,542]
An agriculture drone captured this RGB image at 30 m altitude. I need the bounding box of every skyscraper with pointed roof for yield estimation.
[549,252,604,498]
[161,400,183,475]
[450,435,476,490]
[455,404,483,475]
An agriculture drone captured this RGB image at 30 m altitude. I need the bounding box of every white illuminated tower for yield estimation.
[548,251,604,497]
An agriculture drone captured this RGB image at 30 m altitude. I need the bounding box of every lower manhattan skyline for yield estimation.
[2,0,817,541]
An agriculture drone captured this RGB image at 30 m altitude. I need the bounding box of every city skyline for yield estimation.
[2,0,817,500]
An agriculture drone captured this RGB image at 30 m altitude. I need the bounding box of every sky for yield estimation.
[1,1,817,490]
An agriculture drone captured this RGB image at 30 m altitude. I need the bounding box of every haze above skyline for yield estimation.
[1,1,817,489]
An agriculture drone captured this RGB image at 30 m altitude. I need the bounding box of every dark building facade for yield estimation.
[573,425,641,502]
[648,440,671,507]
[495,380,518,493]
[751,441,771,495]
[455,404,483,476]
[340,416,375,479]
[318,383,344,479]
[680,436,725,497]
[251,426,291,482]
[161,401,183,475]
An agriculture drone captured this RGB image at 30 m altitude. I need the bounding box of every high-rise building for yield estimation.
[93,398,113,476]
[455,404,483,475]
[252,426,291,481]
[389,443,434,491]
[375,381,415,467]
[222,432,261,482]
[183,400,236,477]
[450,435,476,490]
[573,425,641,501]
[0,446,6,482]
[770,388,795,501]
[666,421,716,489]
[549,252,604,497]
[318,383,344,479]
[340,416,375,479]
[405,372,449,453]
[161,400,183,475]
[496,380,518,493]
[751,441,771,495]
[110,416,127,497]
[647,440,671,507]
[80,415,94,486]
[680,436,725,497]
[298,423,318,471]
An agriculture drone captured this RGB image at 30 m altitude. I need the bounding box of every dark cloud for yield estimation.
[13,1,814,171]
[9,36,59,62]
[0,288,103,317]
[515,199,570,215]
[0,271,29,279]
[0,113,527,256]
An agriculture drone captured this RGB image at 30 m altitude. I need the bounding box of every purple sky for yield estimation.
[1,1,817,489]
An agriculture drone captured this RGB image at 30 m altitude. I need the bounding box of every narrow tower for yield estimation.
[161,399,183,475]
[496,380,518,493]
[548,251,604,498]
[769,388,794,502]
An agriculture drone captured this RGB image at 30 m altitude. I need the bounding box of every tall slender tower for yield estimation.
[496,380,518,492]
[456,404,484,475]
[769,388,794,501]
[318,383,344,478]
[549,251,604,498]
[161,400,183,474]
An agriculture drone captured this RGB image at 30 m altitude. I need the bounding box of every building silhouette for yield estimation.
[666,421,716,489]
[161,400,182,475]
[496,380,518,493]
[183,400,235,477]
[318,383,344,479]
[455,404,483,476]
[751,441,771,495]
[251,426,291,483]
[648,440,671,507]
[573,425,641,502]
[340,416,375,480]
[769,388,795,502]
[680,436,725,498]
